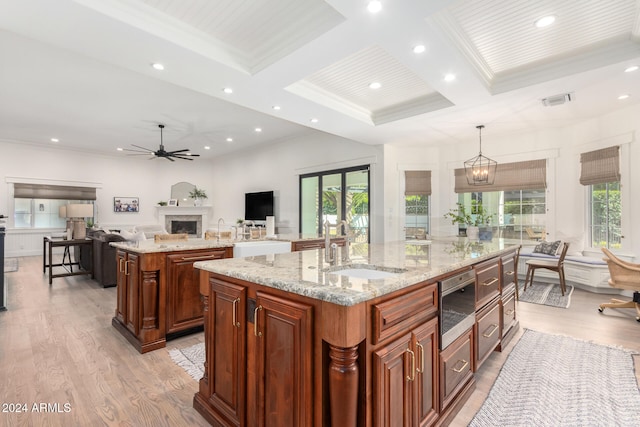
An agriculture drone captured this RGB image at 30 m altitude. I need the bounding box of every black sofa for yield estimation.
[80,229,126,287]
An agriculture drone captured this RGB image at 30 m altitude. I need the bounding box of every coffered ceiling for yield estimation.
[0,0,639,160]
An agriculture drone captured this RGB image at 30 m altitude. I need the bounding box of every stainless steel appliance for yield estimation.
[439,270,476,349]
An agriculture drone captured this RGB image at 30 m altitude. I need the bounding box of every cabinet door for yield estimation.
[475,259,500,308]
[115,250,127,324]
[166,250,226,333]
[125,253,139,335]
[254,292,313,427]
[439,328,473,411]
[413,318,438,427]
[475,301,501,369]
[207,278,246,427]
[373,332,413,427]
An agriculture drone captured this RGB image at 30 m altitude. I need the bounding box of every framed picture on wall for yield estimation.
[114,197,139,212]
[168,199,178,207]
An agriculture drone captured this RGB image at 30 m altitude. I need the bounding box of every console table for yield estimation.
[43,236,93,285]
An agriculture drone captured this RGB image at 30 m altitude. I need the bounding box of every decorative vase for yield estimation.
[479,227,493,241]
[466,226,479,240]
[194,199,202,207]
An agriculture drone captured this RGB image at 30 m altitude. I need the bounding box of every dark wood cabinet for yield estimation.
[474,258,500,308]
[474,300,501,369]
[439,328,473,411]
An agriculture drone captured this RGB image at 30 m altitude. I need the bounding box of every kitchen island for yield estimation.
[193,238,520,426]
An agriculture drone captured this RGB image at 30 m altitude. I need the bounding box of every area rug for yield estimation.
[169,343,204,381]
[517,281,573,308]
[469,329,640,427]
[3,258,18,272]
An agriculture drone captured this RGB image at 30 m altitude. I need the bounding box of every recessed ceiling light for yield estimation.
[367,1,382,14]
[413,45,426,54]
[618,94,630,100]
[204,146,210,150]
[152,63,164,71]
[534,15,556,28]
[369,82,381,89]
[223,87,233,94]
[50,138,59,142]
[310,118,319,123]
[117,147,123,151]
[444,73,456,82]
[226,137,233,142]
[624,65,639,73]
[272,105,281,110]
[255,127,262,133]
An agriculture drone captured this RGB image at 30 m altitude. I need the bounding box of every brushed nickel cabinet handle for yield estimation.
[254,305,263,337]
[405,349,415,382]
[482,277,499,287]
[232,298,240,328]
[505,309,514,316]
[181,255,216,261]
[416,342,424,374]
[452,359,469,373]
[483,324,499,338]
[505,270,514,276]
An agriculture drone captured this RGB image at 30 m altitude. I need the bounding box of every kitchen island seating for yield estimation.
[599,248,640,322]
[524,242,570,295]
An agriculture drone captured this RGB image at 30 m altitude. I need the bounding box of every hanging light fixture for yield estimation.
[464,125,497,185]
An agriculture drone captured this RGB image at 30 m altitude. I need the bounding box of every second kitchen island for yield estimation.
[193,238,520,426]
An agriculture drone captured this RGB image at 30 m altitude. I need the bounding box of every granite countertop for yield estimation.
[194,237,520,306]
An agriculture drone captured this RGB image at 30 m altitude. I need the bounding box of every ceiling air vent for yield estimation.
[541,92,574,107]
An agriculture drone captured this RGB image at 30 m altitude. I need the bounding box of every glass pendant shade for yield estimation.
[464,125,497,185]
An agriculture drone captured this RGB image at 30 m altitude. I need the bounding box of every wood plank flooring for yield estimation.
[1,256,639,426]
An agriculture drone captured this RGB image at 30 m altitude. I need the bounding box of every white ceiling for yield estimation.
[0,0,639,160]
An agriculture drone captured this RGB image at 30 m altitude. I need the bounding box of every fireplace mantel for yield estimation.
[156,206,212,238]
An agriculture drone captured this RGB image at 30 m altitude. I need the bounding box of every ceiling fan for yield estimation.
[125,124,200,161]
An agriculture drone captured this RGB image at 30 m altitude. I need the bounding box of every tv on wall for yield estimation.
[244,191,274,221]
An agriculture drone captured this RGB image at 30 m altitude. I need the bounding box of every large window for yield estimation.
[404,170,431,239]
[589,182,621,249]
[300,165,370,243]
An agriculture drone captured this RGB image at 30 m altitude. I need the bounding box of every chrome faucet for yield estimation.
[217,218,225,242]
[324,220,333,263]
[324,220,351,263]
[336,220,351,262]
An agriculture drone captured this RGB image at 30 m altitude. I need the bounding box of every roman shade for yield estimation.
[405,171,431,196]
[14,183,97,200]
[455,159,546,193]
[579,146,620,186]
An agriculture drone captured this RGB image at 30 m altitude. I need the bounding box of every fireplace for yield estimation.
[171,220,197,235]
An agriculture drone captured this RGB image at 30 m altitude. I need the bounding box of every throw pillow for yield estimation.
[533,240,561,256]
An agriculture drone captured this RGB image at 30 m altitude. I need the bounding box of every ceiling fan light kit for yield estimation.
[124,124,200,161]
[464,125,497,186]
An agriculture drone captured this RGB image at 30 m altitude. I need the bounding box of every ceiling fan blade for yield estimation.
[171,155,195,161]
[167,148,190,154]
[130,144,155,152]
[123,148,154,153]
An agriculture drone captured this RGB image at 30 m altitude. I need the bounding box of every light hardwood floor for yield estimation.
[1,256,639,426]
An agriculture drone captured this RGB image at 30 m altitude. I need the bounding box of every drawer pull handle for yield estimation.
[482,277,499,287]
[119,258,124,273]
[416,343,424,374]
[254,305,263,337]
[505,309,514,316]
[483,324,499,338]
[181,255,216,261]
[405,349,415,382]
[452,359,468,373]
[124,260,131,276]
[232,298,241,328]
[505,270,514,276]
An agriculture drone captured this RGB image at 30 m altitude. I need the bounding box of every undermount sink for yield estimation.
[233,240,292,258]
[327,266,405,280]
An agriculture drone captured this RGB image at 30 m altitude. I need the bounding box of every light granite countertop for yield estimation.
[194,237,520,306]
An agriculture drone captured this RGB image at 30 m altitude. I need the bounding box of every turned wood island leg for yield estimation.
[141,271,159,329]
[329,344,359,426]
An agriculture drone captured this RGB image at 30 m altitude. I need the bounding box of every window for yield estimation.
[589,182,621,249]
[300,165,370,243]
[404,171,431,239]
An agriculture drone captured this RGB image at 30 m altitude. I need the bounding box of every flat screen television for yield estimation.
[244,191,274,221]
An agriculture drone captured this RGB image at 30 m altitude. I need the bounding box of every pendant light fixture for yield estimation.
[464,125,497,186]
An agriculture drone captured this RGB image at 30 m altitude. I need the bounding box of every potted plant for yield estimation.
[444,201,494,240]
[157,201,167,206]
[188,187,208,206]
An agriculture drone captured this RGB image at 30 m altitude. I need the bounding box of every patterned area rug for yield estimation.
[169,343,204,381]
[3,258,18,272]
[517,281,573,308]
[469,329,640,426]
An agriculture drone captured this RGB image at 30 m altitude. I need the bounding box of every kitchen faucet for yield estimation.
[217,218,225,242]
[336,220,351,262]
[324,220,351,263]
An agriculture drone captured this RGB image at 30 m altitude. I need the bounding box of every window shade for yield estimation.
[14,183,97,200]
[405,171,431,196]
[454,159,546,193]
[579,146,620,185]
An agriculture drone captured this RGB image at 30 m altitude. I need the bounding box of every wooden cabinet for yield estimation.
[499,249,519,349]
[439,328,473,411]
[474,258,500,308]
[290,237,346,252]
[166,249,229,334]
[372,317,438,427]
[474,300,501,369]
[115,249,140,335]
[501,289,516,338]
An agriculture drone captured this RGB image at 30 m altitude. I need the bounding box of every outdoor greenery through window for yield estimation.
[456,189,546,241]
[589,182,621,249]
[405,195,429,239]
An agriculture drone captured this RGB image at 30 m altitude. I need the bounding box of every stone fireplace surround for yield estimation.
[156,206,212,238]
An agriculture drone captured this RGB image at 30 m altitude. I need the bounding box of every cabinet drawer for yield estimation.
[475,259,500,308]
[501,252,517,291]
[372,283,437,344]
[439,328,473,410]
[475,301,501,369]
[501,291,516,337]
